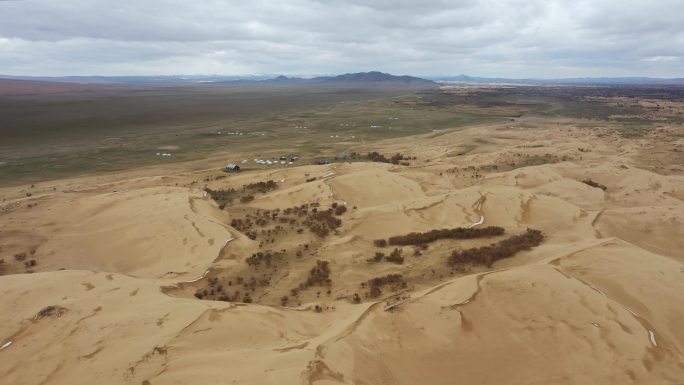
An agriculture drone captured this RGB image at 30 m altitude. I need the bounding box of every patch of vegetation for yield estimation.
[228,201,345,242]
[245,250,286,267]
[243,180,278,193]
[204,179,278,208]
[507,154,570,169]
[366,151,413,165]
[204,187,239,208]
[382,226,505,246]
[297,260,332,291]
[612,125,654,138]
[35,305,67,320]
[448,153,573,178]
[367,252,385,263]
[582,179,607,191]
[448,229,544,267]
[303,207,343,237]
[373,239,388,247]
[333,203,347,216]
[193,273,272,303]
[384,248,405,264]
[367,248,404,264]
[365,274,407,298]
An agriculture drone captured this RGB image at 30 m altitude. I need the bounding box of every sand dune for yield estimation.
[317,261,683,384]
[1,187,231,279]
[1,118,683,384]
[595,206,684,261]
[328,164,426,208]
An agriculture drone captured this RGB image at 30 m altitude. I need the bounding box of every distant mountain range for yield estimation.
[311,71,433,84]
[218,71,436,86]
[430,74,684,85]
[2,72,683,86]
[0,71,436,86]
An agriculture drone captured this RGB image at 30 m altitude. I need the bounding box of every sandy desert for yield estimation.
[1,83,683,385]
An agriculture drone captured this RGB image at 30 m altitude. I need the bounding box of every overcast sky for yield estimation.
[0,0,682,78]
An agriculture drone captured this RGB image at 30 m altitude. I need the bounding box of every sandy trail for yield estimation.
[467,194,486,228]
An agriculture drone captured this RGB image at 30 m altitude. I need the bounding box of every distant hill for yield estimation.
[431,74,684,85]
[0,72,437,87]
[4,73,682,86]
[224,71,436,86]
[311,71,434,85]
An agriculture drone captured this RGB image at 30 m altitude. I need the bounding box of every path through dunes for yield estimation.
[1,118,683,384]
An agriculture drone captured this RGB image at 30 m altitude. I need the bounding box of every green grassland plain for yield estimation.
[0,83,500,184]
[1,82,682,185]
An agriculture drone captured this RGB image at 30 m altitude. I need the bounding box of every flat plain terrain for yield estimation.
[1,82,683,385]
[1,81,482,184]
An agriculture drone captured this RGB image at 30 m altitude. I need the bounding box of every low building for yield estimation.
[225,164,241,173]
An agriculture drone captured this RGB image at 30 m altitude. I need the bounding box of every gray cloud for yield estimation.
[0,0,682,77]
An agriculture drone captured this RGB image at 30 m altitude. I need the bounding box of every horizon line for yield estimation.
[1,72,683,80]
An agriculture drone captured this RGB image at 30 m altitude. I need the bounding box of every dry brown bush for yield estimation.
[448,229,543,267]
[582,179,607,190]
[366,274,406,298]
[385,226,505,246]
[373,239,388,247]
[300,260,332,289]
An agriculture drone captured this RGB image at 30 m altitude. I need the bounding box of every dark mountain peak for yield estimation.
[315,71,434,84]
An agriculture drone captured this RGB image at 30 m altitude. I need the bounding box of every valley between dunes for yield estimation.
[1,117,683,385]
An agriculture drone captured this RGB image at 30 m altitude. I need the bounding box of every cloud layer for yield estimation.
[1,0,682,77]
